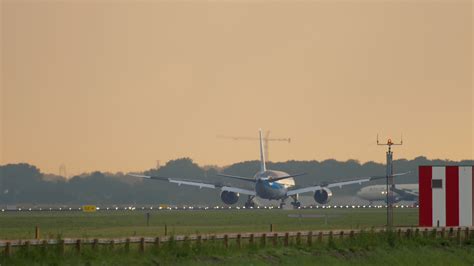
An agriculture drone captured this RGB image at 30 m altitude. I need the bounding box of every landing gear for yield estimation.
[291,201,301,208]
[279,199,286,209]
[245,201,255,208]
[244,196,255,208]
[290,195,301,209]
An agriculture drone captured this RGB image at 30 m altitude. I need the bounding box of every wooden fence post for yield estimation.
[249,234,254,245]
[349,230,355,239]
[329,231,333,241]
[339,231,344,240]
[423,228,428,238]
[456,228,461,244]
[168,235,175,247]
[431,228,437,239]
[296,232,301,245]
[139,237,145,253]
[93,239,99,250]
[76,239,81,253]
[465,228,470,241]
[110,240,115,251]
[224,235,229,248]
[125,238,130,252]
[273,233,278,247]
[318,232,323,243]
[183,236,189,248]
[59,239,65,255]
[307,231,313,246]
[41,240,47,254]
[261,233,266,247]
[284,233,289,246]
[236,234,241,248]
[441,228,446,239]
[154,237,160,250]
[24,241,30,254]
[415,228,419,237]
[5,242,11,257]
[196,235,201,247]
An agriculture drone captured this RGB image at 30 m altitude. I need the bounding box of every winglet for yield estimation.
[259,129,266,173]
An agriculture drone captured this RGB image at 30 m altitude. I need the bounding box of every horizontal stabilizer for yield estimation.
[217,174,256,182]
[269,173,307,181]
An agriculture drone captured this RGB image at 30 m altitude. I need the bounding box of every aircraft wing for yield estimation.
[217,174,256,182]
[286,172,410,196]
[128,174,256,195]
[392,187,419,197]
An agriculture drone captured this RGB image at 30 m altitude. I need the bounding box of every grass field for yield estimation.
[3,208,474,265]
[0,208,418,239]
[2,228,474,265]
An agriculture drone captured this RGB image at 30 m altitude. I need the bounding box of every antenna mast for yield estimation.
[377,134,403,229]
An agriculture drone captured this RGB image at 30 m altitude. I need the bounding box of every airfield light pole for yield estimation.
[377,135,403,229]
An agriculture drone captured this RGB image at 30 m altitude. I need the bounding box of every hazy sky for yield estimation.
[1,1,472,175]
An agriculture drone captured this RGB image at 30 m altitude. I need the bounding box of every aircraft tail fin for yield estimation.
[259,129,266,173]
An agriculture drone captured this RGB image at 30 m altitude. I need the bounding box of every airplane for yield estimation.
[357,183,418,204]
[129,129,409,209]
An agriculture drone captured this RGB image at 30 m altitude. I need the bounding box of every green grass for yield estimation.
[0,208,418,239]
[3,209,473,265]
[2,229,474,265]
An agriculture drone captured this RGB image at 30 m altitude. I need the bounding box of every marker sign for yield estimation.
[82,205,97,213]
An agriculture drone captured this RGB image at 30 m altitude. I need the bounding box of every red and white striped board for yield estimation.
[419,166,473,227]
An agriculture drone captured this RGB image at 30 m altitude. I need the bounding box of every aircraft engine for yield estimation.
[385,195,401,204]
[313,188,333,204]
[220,191,239,205]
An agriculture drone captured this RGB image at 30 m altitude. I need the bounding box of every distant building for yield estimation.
[419,166,473,227]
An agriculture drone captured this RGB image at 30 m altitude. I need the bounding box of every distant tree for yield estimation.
[0,163,43,203]
[0,157,472,205]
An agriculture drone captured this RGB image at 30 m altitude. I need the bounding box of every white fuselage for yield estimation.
[254,170,295,200]
[357,184,418,202]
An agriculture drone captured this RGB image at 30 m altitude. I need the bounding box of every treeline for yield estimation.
[0,157,472,205]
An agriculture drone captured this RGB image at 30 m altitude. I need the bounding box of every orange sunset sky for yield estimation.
[1,1,472,175]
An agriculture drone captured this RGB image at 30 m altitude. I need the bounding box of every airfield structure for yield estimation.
[217,131,291,161]
[377,135,403,229]
[419,165,474,227]
[59,164,67,178]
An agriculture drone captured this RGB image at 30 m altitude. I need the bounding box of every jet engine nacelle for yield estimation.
[313,188,333,204]
[220,191,239,205]
[385,195,401,204]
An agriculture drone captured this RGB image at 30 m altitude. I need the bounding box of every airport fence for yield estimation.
[1,226,474,257]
